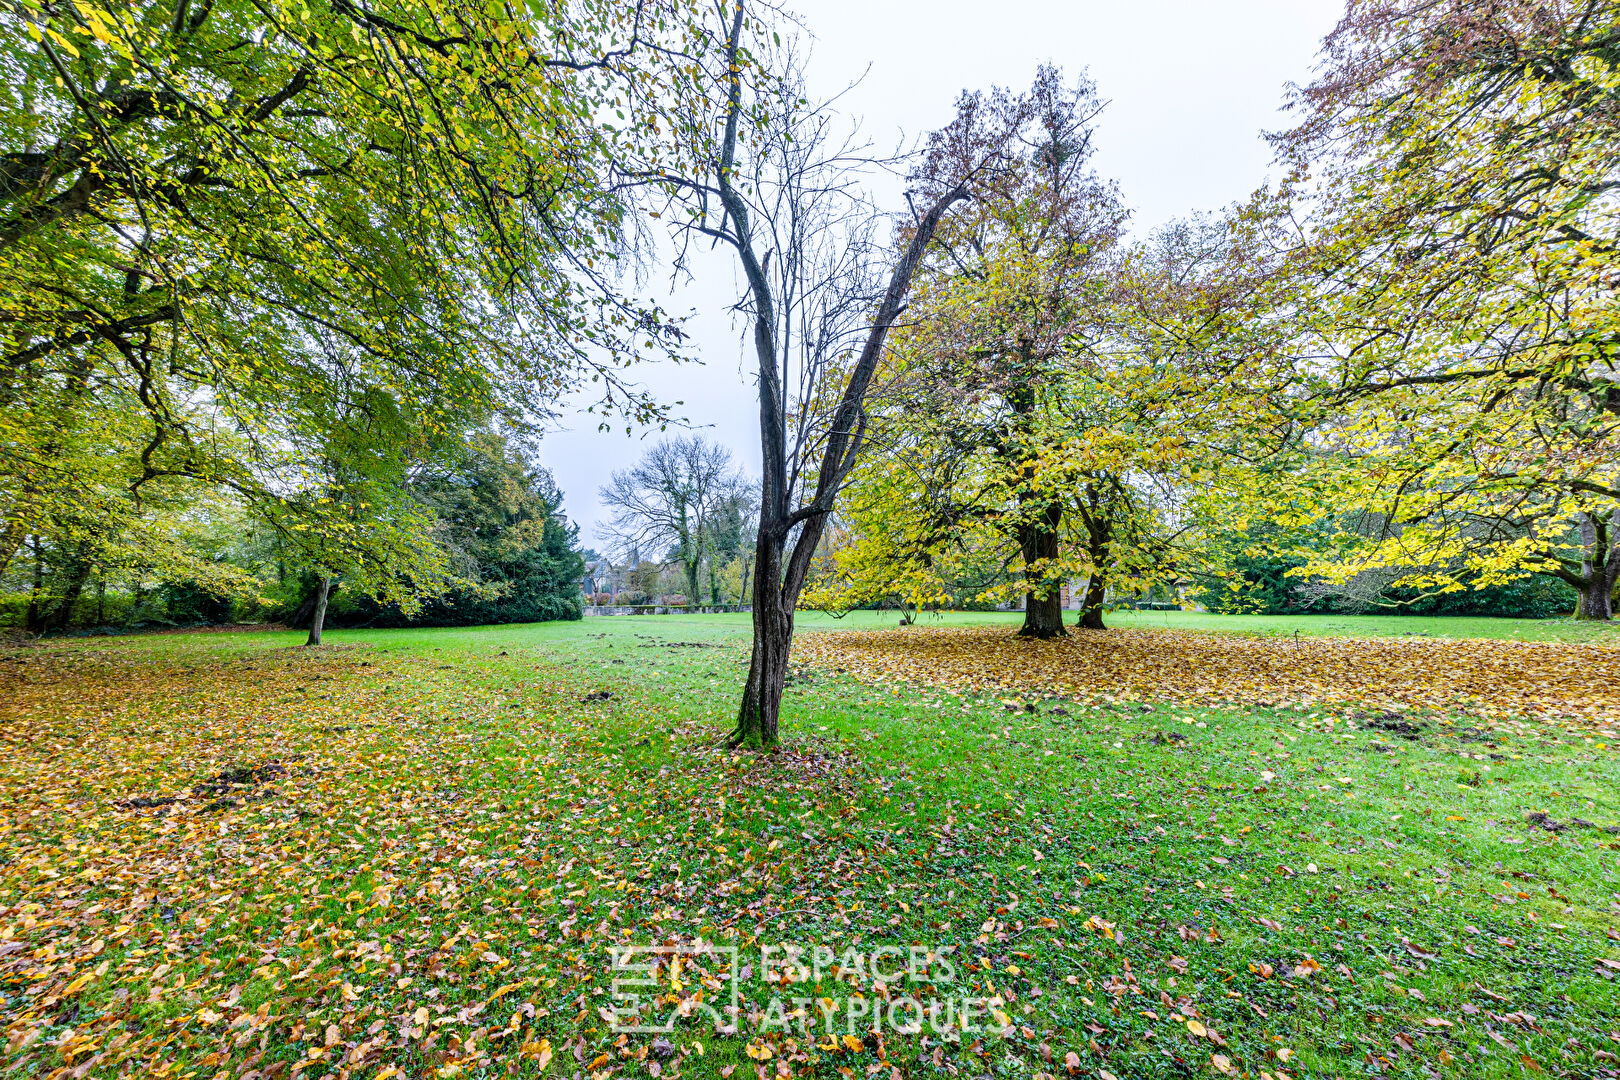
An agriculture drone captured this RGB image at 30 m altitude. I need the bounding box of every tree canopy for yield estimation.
[1,0,697,610]
[1255,0,1620,618]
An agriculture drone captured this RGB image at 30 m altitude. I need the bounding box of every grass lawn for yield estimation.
[2,612,1618,1079]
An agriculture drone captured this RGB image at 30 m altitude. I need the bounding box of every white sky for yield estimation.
[547,0,1345,549]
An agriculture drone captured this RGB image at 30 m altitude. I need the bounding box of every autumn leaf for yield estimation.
[795,627,1620,725]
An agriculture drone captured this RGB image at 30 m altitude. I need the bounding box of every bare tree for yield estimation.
[598,436,745,602]
[630,0,1020,747]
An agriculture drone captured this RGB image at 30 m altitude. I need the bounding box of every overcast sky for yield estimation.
[547,0,1345,549]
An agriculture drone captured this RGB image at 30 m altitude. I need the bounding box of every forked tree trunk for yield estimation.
[1017,501,1067,639]
[709,0,971,748]
[306,576,331,646]
[733,536,791,748]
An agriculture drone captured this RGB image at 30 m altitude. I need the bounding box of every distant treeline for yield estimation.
[0,431,585,635]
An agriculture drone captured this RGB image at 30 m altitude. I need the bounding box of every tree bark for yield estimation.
[733,537,791,748]
[45,565,89,631]
[42,540,93,631]
[1077,572,1107,629]
[681,551,701,606]
[1076,494,1111,630]
[305,576,331,645]
[24,535,44,634]
[1573,512,1619,621]
[1017,500,1067,639]
[1578,580,1614,620]
[1004,358,1066,639]
[710,0,970,748]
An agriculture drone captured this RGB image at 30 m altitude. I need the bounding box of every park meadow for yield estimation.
[8,0,1620,1078]
[3,611,1618,1078]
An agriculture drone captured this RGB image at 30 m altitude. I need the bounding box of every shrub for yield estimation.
[158,581,234,625]
[1389,575,1576,619]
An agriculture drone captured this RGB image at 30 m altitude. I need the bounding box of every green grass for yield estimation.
[3,612,1618,1079]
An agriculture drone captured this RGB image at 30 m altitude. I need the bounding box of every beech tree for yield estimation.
[809,216,1255,631]
[1267,0,1620,618]
[805,90,1285,636]
[885,68,1126,637]
[0,0,697,601]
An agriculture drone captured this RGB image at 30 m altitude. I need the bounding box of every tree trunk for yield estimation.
[43,541,93,632]
[683,558,701,607]
[1077,572,1107,629]
[24,535,44,634]
[1574,512,1618,621]
[1017,501,1067,639]
[306,576,331,646]
[1578,581,1613,620]
[1075,502,1110,630]
[706,9,971,746]
[731,533,788,749]
[45,567,89,631]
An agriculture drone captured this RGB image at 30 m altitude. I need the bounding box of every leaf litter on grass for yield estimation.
[4,627,1620,1080]
[795,626,1620,730]
[0,638,971,1079]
